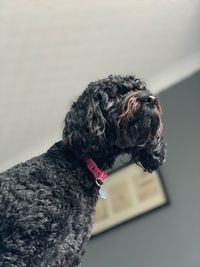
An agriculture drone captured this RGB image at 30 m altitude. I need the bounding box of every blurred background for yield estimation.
[0,0,200,266]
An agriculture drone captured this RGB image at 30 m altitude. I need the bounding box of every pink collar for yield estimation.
[84,158,108,187]
[63,141,108,187]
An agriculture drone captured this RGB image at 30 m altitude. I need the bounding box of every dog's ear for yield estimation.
[87,97,107,137]
[63,96,107,157]
[138,136,167,172]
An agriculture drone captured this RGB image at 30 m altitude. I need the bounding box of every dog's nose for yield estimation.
[148,95,157,104]
[141,95,157,105]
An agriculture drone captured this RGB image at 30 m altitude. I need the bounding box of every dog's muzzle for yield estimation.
[139,95,157,105]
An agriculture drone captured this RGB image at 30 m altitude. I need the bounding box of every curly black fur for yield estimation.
[63,75,166,171]
[0,75,166,266]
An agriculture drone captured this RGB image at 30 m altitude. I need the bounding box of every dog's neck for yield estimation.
[46,141,100,191]
[47,141,119,179]
[82,145,122,171]
[61,140,122,171]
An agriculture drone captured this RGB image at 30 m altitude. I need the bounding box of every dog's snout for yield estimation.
[140,95,157,105]
[148,95,157,104]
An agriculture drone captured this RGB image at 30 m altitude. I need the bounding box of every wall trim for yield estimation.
[147,51,200,94]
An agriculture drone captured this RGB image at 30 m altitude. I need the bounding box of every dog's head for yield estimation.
[63,75,166,172]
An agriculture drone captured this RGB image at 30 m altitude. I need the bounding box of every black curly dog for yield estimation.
[0,75,166,266]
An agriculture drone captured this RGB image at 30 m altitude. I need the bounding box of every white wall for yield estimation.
[0,0,200,171]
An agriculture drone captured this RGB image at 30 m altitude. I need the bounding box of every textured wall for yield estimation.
[82,72,200,267]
